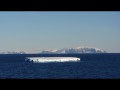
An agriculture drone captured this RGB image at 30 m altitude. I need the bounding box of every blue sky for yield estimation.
[0,11,120,53]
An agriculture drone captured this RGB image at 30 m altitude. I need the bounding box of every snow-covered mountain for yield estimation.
[41,47,107,54]
[0,51,26,54]
[0,47,107,54]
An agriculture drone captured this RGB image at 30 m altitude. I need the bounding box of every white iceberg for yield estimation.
[25,57,80,63]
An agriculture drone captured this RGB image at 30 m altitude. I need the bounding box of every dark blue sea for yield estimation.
[0,53,120,79]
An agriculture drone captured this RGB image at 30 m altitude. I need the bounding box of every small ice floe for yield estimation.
[25,57,80,63]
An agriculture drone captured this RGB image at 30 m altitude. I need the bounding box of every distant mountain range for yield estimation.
[0,51,26,54]
[0,47,107,54]
[41,47,107,54]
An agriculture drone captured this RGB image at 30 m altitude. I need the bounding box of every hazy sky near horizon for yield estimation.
[0,11,120,53]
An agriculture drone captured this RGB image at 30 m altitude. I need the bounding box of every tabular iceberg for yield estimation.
[25,57,80,63]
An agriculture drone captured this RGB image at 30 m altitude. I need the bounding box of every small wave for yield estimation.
[25,57,80,63]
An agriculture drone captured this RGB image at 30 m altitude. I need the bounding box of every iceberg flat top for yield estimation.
[25,57,80,63]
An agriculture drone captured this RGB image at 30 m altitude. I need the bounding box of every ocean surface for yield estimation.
[0,53,120,79]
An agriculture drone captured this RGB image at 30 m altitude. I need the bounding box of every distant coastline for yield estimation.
[0,47,107,54]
